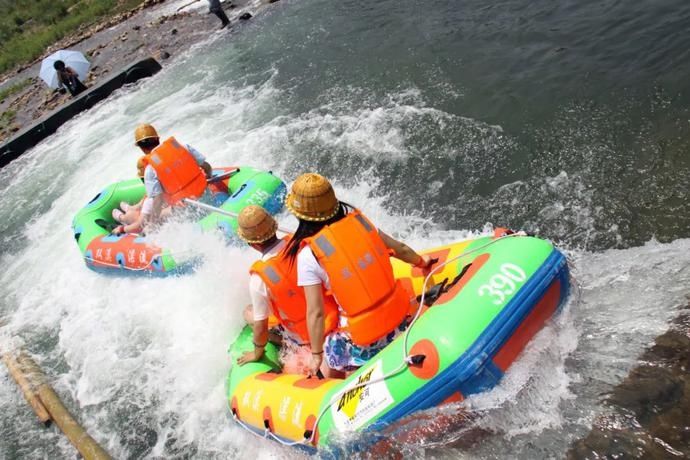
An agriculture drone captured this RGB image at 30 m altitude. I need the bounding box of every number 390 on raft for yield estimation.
[477,263,527,306]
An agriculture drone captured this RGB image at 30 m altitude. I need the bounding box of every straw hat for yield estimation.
[285,173,339,222]
[134,123,159,145]
[237,205,278,244]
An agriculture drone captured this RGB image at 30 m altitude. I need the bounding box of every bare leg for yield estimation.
[120,209,140,225]
[268,330,283,345]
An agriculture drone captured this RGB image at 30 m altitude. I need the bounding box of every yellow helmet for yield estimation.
[237,205,278,244]
[134,123,159,145]
[285,173,339,222]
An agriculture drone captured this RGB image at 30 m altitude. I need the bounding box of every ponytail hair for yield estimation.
[285,201,353,265]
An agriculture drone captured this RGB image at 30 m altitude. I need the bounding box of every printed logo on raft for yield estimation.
[331,360,394,432]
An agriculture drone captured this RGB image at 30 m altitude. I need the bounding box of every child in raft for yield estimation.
[235,205,316,374]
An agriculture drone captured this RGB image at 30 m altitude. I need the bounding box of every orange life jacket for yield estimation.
[141,137,207,205]
[305,210,410,346]
[250,239,339,344]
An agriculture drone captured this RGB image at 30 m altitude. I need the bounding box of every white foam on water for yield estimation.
[1,32,690,459]
[465,303,580,436]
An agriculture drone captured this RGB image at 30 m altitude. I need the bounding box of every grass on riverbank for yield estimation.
[0,109,17,131]
[0,79,31,103]
[0,0,142,75]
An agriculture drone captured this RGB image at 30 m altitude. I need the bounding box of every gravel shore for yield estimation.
[0,0,275,144]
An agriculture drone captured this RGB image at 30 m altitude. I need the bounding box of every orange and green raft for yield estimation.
[72,166,286,275]
[225,231,570,449]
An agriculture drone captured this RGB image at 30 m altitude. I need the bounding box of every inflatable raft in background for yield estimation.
[226,231,570,451]
[71,166,286,275]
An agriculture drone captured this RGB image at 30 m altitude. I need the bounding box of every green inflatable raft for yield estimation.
[225,230,569,451]
[71,166,286,275]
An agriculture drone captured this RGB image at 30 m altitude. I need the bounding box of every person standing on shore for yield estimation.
[208,0,231,28]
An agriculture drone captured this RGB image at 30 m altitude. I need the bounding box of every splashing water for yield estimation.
[2,0,690,458]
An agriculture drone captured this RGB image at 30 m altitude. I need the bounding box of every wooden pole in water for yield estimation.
[16,352,113,460]
[1,352,51,425]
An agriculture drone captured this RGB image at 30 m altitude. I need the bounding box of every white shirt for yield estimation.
[297,246,352,328]
[141,144,205,215]
[249,239,288,321]
[296,246,330,288]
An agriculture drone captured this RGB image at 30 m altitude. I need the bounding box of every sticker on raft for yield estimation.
[331,360,394,431]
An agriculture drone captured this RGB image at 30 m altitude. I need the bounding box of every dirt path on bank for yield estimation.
[0,0,277,144]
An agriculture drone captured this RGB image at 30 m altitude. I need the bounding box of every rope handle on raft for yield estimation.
[229,231,531,447]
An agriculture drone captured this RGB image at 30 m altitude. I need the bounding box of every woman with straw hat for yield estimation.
[236,205,339,371]
[284,173,435,376]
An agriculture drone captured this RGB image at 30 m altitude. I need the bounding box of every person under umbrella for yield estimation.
[53,60,87,97]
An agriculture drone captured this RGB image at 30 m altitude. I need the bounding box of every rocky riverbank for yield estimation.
[0,0,275,145]
[568,304,690,458]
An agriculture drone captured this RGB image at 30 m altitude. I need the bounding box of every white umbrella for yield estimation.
[39,49,90,89]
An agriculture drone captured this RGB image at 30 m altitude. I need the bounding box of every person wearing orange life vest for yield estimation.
[284,173,435,376]
[236,205,340,375]
[113,123,213,235]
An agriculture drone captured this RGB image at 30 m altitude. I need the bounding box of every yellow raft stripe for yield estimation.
[233,371,341,441]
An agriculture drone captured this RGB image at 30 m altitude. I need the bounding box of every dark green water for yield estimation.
[1,0,689,458]
[228,0,690,250]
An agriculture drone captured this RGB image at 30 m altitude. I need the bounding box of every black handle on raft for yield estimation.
[408,354,426,366]
[308,369,325,380]
[416,262,475,307]
[417,278,448,306]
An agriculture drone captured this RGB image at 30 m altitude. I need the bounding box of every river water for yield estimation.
[1,0,689,458]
